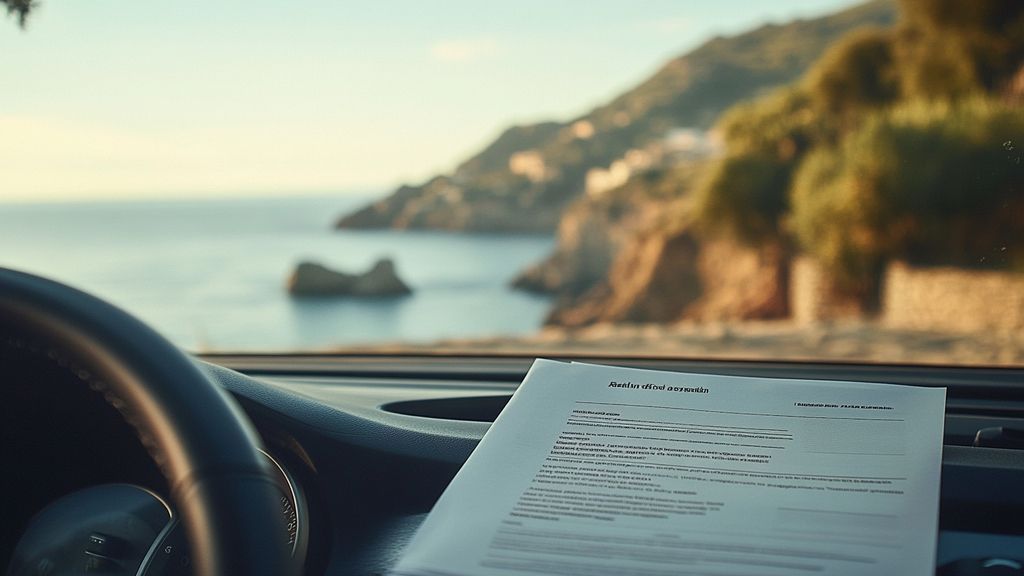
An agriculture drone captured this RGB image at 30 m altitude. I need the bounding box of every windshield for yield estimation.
[2,0,1021,365]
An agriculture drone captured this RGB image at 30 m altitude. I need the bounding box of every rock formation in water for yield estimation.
[287,258,412,297]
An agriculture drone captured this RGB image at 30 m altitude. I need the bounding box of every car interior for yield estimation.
[3,0,1024,574]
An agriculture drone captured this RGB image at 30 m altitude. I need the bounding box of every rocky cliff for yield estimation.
[512,164,699,297]
[545,228,703,326]
[545,229,789,327]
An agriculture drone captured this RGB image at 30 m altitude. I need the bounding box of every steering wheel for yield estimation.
[0,268,290,576]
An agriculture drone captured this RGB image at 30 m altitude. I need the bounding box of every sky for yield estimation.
[0,0,858,203]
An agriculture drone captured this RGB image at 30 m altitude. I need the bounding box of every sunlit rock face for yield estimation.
[543,231,790,328]
[287,259,412,297]
[544,230,703,327]
[684,240,790,322]
[511,191,655,297]
[512,161,701,298]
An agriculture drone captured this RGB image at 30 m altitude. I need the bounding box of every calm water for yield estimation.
[0,195,554,351]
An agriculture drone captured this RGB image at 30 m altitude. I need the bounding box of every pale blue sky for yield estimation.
[1,0,857,202]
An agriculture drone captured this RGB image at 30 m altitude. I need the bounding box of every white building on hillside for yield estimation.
[508,150,548,183]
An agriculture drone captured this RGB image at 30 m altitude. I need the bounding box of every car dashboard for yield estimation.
[201,355,1024,575]
[7,353,1024,575]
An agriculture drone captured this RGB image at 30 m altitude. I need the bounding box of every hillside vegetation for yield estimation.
[336,0,896,232]
[693,0,1024,297]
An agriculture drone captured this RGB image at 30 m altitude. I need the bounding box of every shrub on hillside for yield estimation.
[789,98,1024,285]
[899,0,1024,92]
[692,88,835,243]
[804,28,901,118]
[692,0,1024,273]
[693,152,792,244]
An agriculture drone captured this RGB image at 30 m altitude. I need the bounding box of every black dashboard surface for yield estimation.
[200,355,1024,575]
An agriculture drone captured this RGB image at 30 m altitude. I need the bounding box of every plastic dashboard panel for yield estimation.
[198,355,1024,575]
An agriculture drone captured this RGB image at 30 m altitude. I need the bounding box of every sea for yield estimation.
[0,194,554,351]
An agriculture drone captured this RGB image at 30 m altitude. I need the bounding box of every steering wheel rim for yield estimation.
[0,268,290,576]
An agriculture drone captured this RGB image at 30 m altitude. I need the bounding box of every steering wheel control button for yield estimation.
[83,532,128,573]
[85,532,127,559]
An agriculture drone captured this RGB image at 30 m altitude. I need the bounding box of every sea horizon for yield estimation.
[0,194,555,351]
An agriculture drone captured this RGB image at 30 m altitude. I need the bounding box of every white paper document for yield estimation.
[394,359,946,576]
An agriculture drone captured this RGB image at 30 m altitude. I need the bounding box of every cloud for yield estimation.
[640,16,692,34]
[429,38,498,63]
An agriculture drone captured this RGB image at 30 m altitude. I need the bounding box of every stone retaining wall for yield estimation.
[883,262,1024,333]
[790,259,1024,333]
[790,257,866,325]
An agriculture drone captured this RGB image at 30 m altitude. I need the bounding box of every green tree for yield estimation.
[692,88,836,244]
[804,28,901,119]
[691,28,905,246]
[898,0,1024,93]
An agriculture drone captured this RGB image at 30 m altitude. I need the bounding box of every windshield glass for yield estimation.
[2,0,1022,365]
